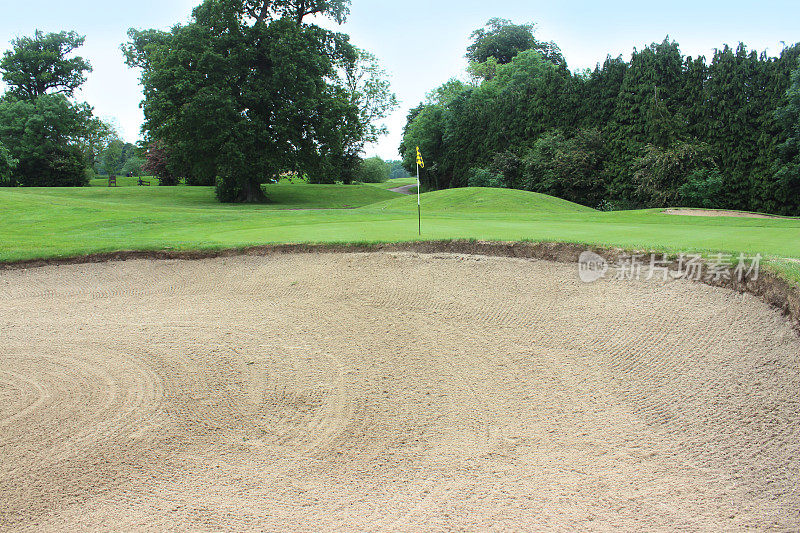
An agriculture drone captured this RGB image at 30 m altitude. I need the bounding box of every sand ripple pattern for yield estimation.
[1,252,799,531]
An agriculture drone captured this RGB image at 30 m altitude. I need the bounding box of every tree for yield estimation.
[274,0,351,24]
[400,104,448,189]
[444,50,573,186]
[101,139,125,176]
[0,94,95,186]
[0,140,18,186]
[122,156,145,177]
[387,160,410,180]
[336,48,397,183]
[0,31,92,101]
[125,0,373,202]
[703,44,768,210]
[356,156,390,183]
[466,18,564,66]
[83,118,114,176]
[467,56,499,82]
[606,38,687,202]
[770,58,800,215]
[579,56,627,127]
[142,140,177,185]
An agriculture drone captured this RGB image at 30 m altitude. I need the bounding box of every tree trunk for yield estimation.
[239,178,267,203]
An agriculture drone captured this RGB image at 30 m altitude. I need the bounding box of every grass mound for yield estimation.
[371,187,595,214]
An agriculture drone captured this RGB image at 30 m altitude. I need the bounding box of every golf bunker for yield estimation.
[1,251,798,530]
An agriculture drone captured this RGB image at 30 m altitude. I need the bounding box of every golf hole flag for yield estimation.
[415,147,423,235]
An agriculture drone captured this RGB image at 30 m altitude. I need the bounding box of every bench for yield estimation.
[108,175,117,187]
[137,178,151,186]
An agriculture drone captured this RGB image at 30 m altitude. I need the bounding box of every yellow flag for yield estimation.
[416,146,424,168]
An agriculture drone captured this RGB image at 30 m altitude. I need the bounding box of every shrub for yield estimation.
[489,150,523,189]
[632,141,715,207]
[466,167,504,187]
[357,156,390,183]
[17,144,87,187]
[678,169,726,208]
[214,175,242,203]
[523,128,607,206]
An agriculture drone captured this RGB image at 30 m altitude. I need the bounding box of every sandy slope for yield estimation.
[1,252,798,531]
[663,208,789,219]
[387,184,417,195]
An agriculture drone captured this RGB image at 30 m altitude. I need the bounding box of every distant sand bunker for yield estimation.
[1,252,799,530]
[663,208,788,219]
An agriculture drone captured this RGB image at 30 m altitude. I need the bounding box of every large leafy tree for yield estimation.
[399,79,468,190]
[0,94,98,186]
[0,31,92,101]
[0,30,108,187]
[466,18,564,67]
[336,48,397,183]
[444,51,574,185]
[631,141,715,207]
[97,138,141,176]
[274,0,350,24]
[101,139,125,176]
[125,0,388,202]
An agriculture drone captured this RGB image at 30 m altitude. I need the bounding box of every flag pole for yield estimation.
[416,162,421,236]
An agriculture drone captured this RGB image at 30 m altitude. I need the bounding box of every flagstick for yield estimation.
[416,162,421,236]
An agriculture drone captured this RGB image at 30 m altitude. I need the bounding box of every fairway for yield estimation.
[1,252,798,530]
[2,185,800,278]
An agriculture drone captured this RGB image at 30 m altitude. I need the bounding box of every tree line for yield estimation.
[0,30,169,186]
[400,19,800,215]
[0,30,109,187]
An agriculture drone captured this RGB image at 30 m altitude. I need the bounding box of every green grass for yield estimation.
[1,185,799,285]
[372,187,596,213]
[15,182,398,211]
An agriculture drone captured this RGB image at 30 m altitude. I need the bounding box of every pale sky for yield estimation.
[1,1,798,160]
